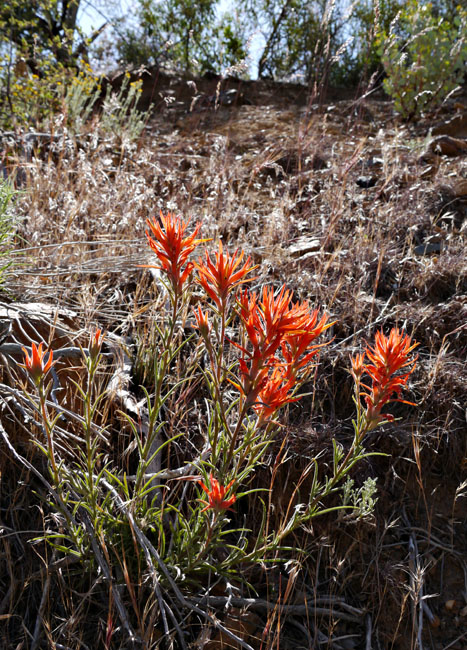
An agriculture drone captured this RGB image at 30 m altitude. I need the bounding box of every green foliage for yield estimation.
[98,73,146,143]
[0,0,101,130]
[236,0,348,82]
[378,0,467,119]
[63,63,102,133]
[0,54,101,130]
[0,52,145,139]
[114,0,246,74]
[0,0,84,72]
[348,0,403,83]
[3,0,466,126]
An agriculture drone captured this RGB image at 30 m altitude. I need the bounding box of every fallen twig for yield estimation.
[189,595,363,623]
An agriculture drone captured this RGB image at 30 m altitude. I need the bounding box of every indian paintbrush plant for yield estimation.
[16,210,419,642]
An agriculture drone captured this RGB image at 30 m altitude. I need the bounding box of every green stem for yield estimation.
[135,288,181,496]
[84,356,98,522]
[39,383,59,485]
[191,515,216,568]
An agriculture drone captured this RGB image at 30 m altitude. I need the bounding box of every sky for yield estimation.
[78,0,130,35]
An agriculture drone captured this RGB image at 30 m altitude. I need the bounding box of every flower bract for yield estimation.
[195,242,258,311]
[144,210,206,294]
[19,342,55,385]
[198,474,236,513]
[354,328,418,426]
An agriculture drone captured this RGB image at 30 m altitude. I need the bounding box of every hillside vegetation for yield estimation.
[0,3,466,647]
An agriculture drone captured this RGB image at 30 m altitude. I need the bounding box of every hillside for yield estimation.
[0,72,466,649]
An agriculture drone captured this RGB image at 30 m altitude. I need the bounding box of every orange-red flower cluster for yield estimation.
[195,242,257,311]
[19,342,55,385]
[351,328,418,426]
[253,366,299,420]
[234,285,332,418]
[199,474,236,513]
[144,211,206,294]
[238,286,311,365]
[281,308,332,374]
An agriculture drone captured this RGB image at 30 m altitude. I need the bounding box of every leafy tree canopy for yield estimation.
[0,0,105,74]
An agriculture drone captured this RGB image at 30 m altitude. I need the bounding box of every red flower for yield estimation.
[350,352,365,382]
[281,308,332,373]
[19,342,55,385]
[253,365,298,421]
[355,328,418,426]
[199,474,236,513]
[195,242,258,310]
[89,328,104,361]
[144,210,207,293]
[192,306,211,339]
[235,286,330,406]
[238,286,310,363]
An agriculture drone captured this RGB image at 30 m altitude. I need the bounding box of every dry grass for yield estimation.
[0,75,466,649]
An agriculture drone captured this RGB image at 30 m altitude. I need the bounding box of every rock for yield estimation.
[273,150,328,175]
[202,608,260,650]
[365,156,384,169]
[429,135,467,156]
[308,152,329,170]
[191,88,249,112]
[452,179,467,197]
[418,150,441,165]
[427,183,467,229]
[288,237,321,258]
[419,165,439,180]
[356,175,377,188]
[259,149,329,178]
[432,112,467,138]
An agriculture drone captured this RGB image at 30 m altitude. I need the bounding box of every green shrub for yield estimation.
[378,0,467,120]
[63,62,102,134]
[98,73,145,144]
[0,53,102,131]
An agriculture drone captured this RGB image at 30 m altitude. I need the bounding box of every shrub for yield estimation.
[378,0,467,120]
[0,53,101,131]
[98,72,145,144]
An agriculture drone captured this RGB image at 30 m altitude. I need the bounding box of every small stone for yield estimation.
[432,113,467,137]
[452,179,467,197]
[356,175,377,188]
